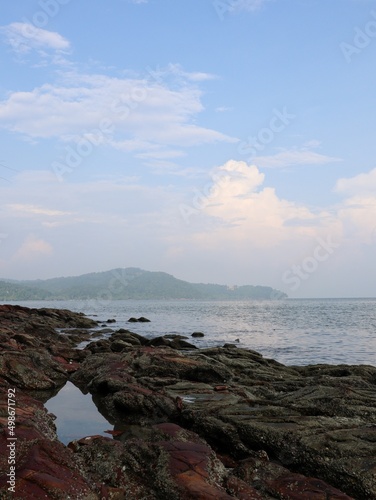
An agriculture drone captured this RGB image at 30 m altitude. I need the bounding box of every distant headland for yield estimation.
[0,267,287,300]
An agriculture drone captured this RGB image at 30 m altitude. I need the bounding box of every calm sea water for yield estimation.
[8,298,376,367]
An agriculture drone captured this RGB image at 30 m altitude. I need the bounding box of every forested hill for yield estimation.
[0,268,287,300]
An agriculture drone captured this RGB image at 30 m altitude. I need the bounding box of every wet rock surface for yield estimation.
[0,304,375,499]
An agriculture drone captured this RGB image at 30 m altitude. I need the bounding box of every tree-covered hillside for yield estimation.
[0,281,53,300]
[0,268,287,300]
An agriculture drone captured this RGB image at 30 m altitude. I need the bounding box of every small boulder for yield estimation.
[138,316,151,322]
[128,316,151,323]
[192,331,205,338]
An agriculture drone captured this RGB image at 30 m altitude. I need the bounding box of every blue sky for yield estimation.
[1,0,376,297]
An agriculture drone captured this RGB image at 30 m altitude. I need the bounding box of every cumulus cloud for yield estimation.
[334,168,376,243]
[182,160,339,249]
[0,22,70,55]
[335,167,376,195]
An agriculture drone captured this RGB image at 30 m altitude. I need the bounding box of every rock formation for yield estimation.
[0,304,375,499]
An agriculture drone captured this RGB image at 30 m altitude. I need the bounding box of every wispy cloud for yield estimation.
[7,204,72,217]
[14,235,53,261]
[0,67,236,164]
[253,145,341,169]
[0,22,70,55]
[215,106,233,113]
[0,27,231,166]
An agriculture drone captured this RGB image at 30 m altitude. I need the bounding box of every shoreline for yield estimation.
[0,304,375,499]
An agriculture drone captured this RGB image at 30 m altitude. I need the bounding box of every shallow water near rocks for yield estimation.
[10,298,376,366]
[45,381,113,445]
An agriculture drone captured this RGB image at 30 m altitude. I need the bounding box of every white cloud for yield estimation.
[185,160,339,248]
[334,168,376,244]
[7,204,72,217]
[0,22,70,55]
[215,106,233,113]
[0,69,236,162]
[335,167,376,195]
[253,146,341,169]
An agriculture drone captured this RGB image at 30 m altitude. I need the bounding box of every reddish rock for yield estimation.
[0,439,96,499]
[234,456,354,499]
[0,350,68,390]
[268,473,354,499]
[225,476,264,499]
[0,389,98,499]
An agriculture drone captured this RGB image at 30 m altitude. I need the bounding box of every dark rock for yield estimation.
[137,316,150,322]
[170,338,197,350]
[110,339,134,352]
[233,455,353,499]
[128,316,150,323]
[69,424,233,499]
[147,336,197,350]
[111,332,143,346]
[165,334,189,340]
[0,350,69,390]
[0,305,374,499]
[147,336,172,347]
[192,331,205,338]
[84,339,112,353]
[95,327,114,334]
[106,318,116,323]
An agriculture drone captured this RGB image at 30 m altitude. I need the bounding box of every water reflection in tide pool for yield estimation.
[45,381,113,445]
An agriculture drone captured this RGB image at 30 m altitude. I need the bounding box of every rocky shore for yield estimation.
[0,304,375,499]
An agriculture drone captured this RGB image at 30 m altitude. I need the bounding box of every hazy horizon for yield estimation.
[1,1,376,299]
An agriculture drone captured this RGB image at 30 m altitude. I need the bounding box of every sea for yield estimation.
[8,298,376,367]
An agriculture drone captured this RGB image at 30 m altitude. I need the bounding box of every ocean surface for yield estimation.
[9,298,376,367]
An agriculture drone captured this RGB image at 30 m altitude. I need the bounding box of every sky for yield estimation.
[0,0,376,298]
